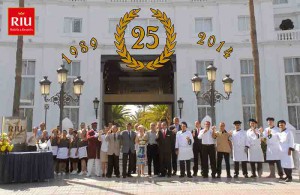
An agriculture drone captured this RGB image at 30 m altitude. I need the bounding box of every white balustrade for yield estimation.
[277,30,300,41]
[191,0,208,2]
[109,0,168,3]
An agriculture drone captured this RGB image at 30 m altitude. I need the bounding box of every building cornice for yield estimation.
[1,0,273,7]
[0,40,299,49]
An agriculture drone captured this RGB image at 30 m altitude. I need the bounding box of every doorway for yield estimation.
[101,55,176,127]
[103,104,173,128]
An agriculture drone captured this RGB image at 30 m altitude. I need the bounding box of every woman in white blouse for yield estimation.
[100,127,109,177]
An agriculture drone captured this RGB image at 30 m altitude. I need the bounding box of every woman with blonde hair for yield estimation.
[135,125,148,177]
[100,127,109,177]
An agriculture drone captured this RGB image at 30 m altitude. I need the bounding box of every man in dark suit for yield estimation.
[156,121,174,177]
[192,120,203,176]
[171,117,181,175]
[120,123,136,178]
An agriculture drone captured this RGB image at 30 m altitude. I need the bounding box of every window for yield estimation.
[108,18,165,34]
[238,16,250,32]
[63,61,80,106]
[20,60,36,132]
[63,107,79,130]
[273,0,288,5]
[62,61,80,128]
[19,108,33,132]
[274,15,298,30]
[284,58,300,129]
[240,59,255,129]
[195,18,212,33]
[20,60,35,106]
[109,19,119,33]
[149,19,165,34]
[196,60,213,122]
[64,17,82,33]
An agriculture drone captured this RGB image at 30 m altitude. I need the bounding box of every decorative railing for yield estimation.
[273,0,288,5]
[68,0,87,2]
[277,30,300,41]
[108,0,168,3]
[191,0,208,2]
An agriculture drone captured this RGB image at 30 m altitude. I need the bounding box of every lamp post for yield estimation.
[177,97,184,118]
[191,64,234,125]
[93,97,100,119]
[39,65,84,131]
[44,103,49,129]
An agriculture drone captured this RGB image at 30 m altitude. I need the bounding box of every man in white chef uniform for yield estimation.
[278,120,295,182]
[260,117,284,179]
[229,120,248,178]
[246,119,264,178]
[175,121,194,178]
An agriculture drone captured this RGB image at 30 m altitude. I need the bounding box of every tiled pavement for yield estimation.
[0,167,299,195]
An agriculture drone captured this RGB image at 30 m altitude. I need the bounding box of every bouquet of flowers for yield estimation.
[0,133,14,153]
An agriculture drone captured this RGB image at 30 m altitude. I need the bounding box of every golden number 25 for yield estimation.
[146,26,159,49]
[132,26,159,50]
[132,26,145,49]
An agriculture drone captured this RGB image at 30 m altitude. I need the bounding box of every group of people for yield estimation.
[27,117,296,182]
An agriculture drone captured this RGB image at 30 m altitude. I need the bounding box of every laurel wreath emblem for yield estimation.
[114,8,177,71]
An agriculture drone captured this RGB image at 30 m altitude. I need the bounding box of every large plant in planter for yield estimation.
[279,19,294,30]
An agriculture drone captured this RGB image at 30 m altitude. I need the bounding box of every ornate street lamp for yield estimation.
[44,103,49,129]
[73,76,85,96]
[206,64,217,82]
[57,65,68,84]
[39,76,51,96]
[191,74,202,96]
[93,97,100,119]
[222,74,234,95]
[191,64,234,125]
[39,65,84,131]
[177,97,184,119]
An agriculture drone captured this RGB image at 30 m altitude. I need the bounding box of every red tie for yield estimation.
[163,130,166,139]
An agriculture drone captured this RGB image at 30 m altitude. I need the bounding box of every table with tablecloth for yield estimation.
[0,151,54,184]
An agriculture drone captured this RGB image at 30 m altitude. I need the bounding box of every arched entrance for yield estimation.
[101,55,176,126]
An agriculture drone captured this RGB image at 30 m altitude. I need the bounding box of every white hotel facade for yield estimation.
[0,0,300,141]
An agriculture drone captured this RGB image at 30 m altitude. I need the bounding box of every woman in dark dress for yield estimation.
[69,131,79,174]
[57,130,70,175]
[78,131,88,175]
[50,128,59,174]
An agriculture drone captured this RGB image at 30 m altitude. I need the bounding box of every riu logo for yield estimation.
[8,8,35,36]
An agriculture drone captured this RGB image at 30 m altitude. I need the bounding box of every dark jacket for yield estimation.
[156,129,174,154]
[192,128,202,151]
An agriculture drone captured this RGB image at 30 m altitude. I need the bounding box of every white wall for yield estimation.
[0,0,300,142]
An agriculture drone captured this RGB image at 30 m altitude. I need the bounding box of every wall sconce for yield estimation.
[177,97,184,118]
[93,97,100,119]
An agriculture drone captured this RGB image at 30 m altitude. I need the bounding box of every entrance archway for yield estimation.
[101,55,176,126]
